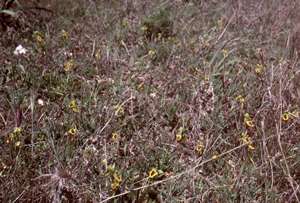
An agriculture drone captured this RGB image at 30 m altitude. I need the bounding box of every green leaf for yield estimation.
[0,9,17,17]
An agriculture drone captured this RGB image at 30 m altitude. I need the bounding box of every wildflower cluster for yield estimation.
[212,152,219,160]
[111,132,120,141]
[148,49,156,58]
[282,110,299,122]
[222,49,228,58]
[195,141,205,155]
[105,164,122,190]
[244,113,254,128]
[64,59,74,72]
[111,172,122,190]
[67,126,78,137]
[69,100,79,112]
[282,112,289,122]
[176,127,187,142]
[241,132,255,150]
[106,164,115,174]
[13,45,28,56]
[148,168,159,179]
[114,104,124,116]
[61,29,69,41]
[33,31,45,47]
[235,95,245,107]
[255,63,264,74]
[7,127,22,147]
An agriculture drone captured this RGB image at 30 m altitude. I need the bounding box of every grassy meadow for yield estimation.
[1,0,300,202]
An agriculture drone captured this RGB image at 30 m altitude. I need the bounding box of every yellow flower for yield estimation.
[36,35,43,43]
[111,132,120,141]
[68,127,78,136]
[255,64,264,74]
[110,171,122,190]
[106,164,117,176]
[9,133,16,140]
[15,141,21,147]
[245,120,254,128]
[195,141,205,155]
[7,127,22,144]
[101,159,108,165]
[235,95,245,108]
[241,132,255,150]
[176,127,186,142]
[111,181,120,190]
[176,133,183,142]
[111,182,119,190]
[33,31,45,46]
[114,105,124,116]
[235,95,245,104]
[222,49,228,58]
[95,49,101,60]
[107,164,115,174]
[64,59,74,72]
[281,110,299,122]
[212,155,219,160]
[148,49,156,57]
[244,113,255,128]
[137,82,144,90]
[113,172,122,183]
[282,112,289,121]
[148,168,158,179]
[68,100,79,112]
[248,144,255,150]
[61,29,68,40]
[13,127,22,134]
[141,25,148,31]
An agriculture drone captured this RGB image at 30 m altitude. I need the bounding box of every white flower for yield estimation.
[150,92,157,98]
[13,45,28,55]
[37,99,44,106]
[63,51,73,57]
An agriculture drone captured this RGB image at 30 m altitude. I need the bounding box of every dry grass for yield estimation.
[1,0,300,202]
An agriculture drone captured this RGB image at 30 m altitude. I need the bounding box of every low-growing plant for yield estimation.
[142,8,174,41]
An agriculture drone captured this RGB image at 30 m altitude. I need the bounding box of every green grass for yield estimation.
[1,0,300,202]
